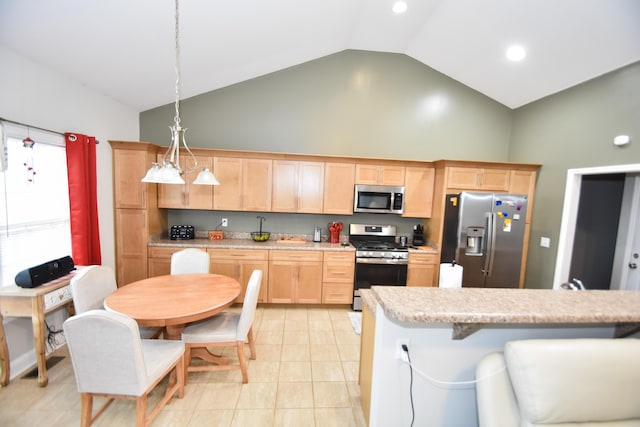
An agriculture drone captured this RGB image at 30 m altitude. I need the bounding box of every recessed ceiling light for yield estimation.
[393,1,408,14]
[506,45,526,62]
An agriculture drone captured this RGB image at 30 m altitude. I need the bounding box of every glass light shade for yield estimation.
[159,163,185,184]
[141,163,162,183]
[193,166,220,185]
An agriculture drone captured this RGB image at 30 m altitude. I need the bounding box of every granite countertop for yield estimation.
[370,286,640,339]
[148,233,355,252]
[359,289,378,314]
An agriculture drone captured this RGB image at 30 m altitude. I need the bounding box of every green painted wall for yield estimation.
[509,61,640,288]
[139,49,640,289]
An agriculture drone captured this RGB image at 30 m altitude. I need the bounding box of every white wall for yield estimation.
[0,45,139,379]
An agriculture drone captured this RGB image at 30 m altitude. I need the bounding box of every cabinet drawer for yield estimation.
[323,263,354,282]
[208,249,269,261]
[148,246,186,259]
[408,253,438,266]
[322,282,353,304]
[269,250,323,262]
[323,252,355,264]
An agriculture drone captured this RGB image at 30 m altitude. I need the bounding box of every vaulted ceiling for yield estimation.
[1,0,639,111]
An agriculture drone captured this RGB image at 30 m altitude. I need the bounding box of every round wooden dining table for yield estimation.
[104,273,241,340]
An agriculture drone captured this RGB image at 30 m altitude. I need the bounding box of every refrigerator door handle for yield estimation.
[484,212,497,277]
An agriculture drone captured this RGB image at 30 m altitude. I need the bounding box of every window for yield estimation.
[0,125,71,287]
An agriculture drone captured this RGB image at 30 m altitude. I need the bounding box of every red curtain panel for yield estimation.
[65,133,101,265]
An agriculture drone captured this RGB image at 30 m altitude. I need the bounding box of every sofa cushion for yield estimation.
[504,338,640,425]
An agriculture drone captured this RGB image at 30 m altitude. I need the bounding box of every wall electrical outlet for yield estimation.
[540,237,551,248]
[221,218,228,227]
[395,339,410,361]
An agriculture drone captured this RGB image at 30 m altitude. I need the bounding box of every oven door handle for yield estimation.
[355,258,408,265]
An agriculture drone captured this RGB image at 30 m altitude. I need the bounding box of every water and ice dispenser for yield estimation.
[465,227,485,256]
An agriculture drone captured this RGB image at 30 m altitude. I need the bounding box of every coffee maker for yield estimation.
[412,224,425,246]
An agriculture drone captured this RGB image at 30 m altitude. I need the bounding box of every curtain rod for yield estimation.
[0,117,99,143]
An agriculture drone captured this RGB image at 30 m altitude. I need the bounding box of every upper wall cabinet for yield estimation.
[213,157,272,211]
[113,146,156,209]
[272,160,324,213]
[446,166,510,192]
[355,164,405,186]
[157,154,213,209]
[402,166,435,218]
[323,162,355,215]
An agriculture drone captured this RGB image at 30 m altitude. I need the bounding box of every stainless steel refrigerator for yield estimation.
[440,192,528,288]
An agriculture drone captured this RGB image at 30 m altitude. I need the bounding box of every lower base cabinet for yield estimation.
[268,250,323,303]
[407,252,438,287]
[322,252,354,304]
[208,249,269,303]
[148,246,195,278]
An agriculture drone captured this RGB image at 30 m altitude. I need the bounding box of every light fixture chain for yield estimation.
[174,0,181,128]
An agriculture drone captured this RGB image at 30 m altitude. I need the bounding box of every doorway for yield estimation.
[553,164,640,290]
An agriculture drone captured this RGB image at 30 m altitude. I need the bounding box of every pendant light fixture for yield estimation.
[142,0,219,185]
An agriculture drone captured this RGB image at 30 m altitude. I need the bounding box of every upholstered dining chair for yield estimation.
[181,269,262,383]
[70,265,161,339]
[170,248,210,274]
[63,310,185,427]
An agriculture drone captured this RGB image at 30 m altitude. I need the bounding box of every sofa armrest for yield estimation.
[476,351,520,427]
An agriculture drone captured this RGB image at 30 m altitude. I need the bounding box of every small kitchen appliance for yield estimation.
[353,184,405,214]
[170,225,195,240]
[412,224,425,246]
[313,227,322,242]
[349,224,408,311]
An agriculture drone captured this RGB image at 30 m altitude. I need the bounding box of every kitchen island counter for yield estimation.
[363,286,640,426]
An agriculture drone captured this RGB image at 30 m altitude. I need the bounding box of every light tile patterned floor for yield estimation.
[0,305,366,427]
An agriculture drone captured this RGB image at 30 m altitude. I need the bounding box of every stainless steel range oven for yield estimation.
[349,224,408,311]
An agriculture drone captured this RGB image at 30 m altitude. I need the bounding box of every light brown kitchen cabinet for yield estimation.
[272,160,324,213]
[213,157,272,211]
[268,250,323,304]
[359,300,376,426]
[407,252,438,287]
[157,154,213,209]
[322,252,354,304]
[111,141,167,287]
[355,164,405,186]
[323,162,355,215]
[402,166,435,218]
[447,166,510,192]
[208,249,269,303]
[147,246,192,277]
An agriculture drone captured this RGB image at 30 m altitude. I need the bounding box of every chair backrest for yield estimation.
[170,248,210,274]
[70,265,117,313]
[236,269,262,339]
[63,309,148,396]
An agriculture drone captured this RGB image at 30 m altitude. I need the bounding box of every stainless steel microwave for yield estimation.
[354,185,405,214]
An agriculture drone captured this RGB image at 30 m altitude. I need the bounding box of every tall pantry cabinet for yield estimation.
[110,141,167,287]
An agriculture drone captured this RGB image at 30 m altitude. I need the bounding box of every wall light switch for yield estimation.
[540,237,551,248]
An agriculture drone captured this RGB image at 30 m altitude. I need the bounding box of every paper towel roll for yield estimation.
[439,263,463,288]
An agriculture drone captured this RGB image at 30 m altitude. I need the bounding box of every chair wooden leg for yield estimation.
[136,395,147,427]
[237,341,248,383]
[80,394,93,427]
[184,345,192,386]
[176,354,185,398]
[248,327,257,360]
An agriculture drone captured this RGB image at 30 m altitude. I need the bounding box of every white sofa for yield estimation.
[476,338,640,427]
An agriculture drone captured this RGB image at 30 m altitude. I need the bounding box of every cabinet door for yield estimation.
[407,253,438,287]
[114,149,149,209]
[402,166,435,218]
[298,162,324,213]
[268,260,295,303]
[479,169,510,191]
[296,261,323,304]
[238,261,269,303]
[115,209,148,286]
[243,158,272,211]
[447,167,480,190]
[213,157,243,210]
[323,162,355,214]
[271,160,298,212]
[355,164,405,186]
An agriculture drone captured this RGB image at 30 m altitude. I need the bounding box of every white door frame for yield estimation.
[553,163,640,289]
